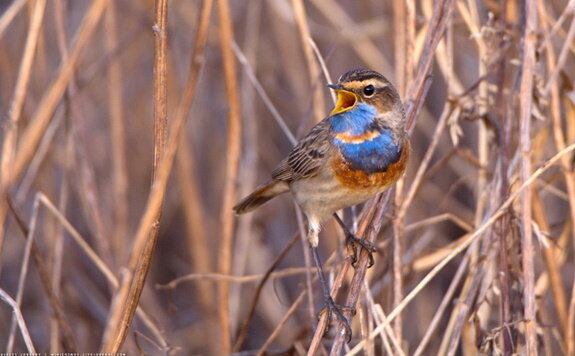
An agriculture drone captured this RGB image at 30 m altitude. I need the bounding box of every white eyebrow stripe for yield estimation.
[343,79,388,90]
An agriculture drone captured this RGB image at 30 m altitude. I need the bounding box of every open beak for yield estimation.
[328,84,357,115]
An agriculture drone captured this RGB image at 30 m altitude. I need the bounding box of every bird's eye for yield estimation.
[363,84,375,96]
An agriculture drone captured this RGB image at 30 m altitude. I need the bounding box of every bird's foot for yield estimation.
[345,233,377,268]
[318,296,355,342]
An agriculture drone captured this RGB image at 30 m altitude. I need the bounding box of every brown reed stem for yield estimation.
[215,0,242,352]
[518,0,538,353]
[291,0,325,124]
[0,0,46,266]
[100,0,169,351]
[328,0,456,352]
[105,1,129,263]
[175,0,216,349]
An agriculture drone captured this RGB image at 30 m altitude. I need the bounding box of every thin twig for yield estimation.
[233,232,300,351]
[328,0,456,352]
[0,287,36,353]
[347,142,575,355]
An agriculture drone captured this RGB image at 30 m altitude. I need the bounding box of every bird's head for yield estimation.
[328,69,405,130]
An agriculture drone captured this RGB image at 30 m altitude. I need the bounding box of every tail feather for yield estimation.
[233,180,289,214]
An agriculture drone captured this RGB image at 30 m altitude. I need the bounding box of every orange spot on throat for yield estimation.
[333,129,381,144]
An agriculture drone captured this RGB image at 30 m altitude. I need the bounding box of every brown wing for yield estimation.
[271,118,333,182]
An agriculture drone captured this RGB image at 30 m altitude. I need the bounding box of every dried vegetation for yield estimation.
[0,0,574,354]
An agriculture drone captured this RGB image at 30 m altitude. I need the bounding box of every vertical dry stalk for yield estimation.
[0,0,27,37]
[3,1,575,353]
[100,0,169,351]
[347,141,575,355]
[0,0,46,260]
[291,0,324,123]
[152,0,169,181]
[10,0,110,189]
[311,0,393,74]
[392,1,407,343]
[174,0,216,348]
[328,0,455,352]
[0,0,46,185]
[518,0,538,353]
[215,0,242,353]
[6,197,78,351]
[105,1,129,262]
[405,0,455,131]
[540,2,575,352]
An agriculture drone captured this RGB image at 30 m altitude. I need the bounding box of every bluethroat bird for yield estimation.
[233,69,409,340]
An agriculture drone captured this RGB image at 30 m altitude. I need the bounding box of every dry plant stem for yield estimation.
[15,108,63,202]
[0,0,45,263]
[159,265,335,287]
[532,193,568,334]
[291,0,324,123]
[327,0,455,352]
[347,142,575,355]
[538,0,575,51]
[365,279,407,356]
[308,37,335,103]
[0,0,27,37]
[295,205,317,330]
[257,291,307,356]
[310,0,392,74]
[7,196,40,352]
[53,0,114,270]
[16,193,166,349]
[541,2,575,351]
[173,1,215,339]
[444,246,486,355]
[49,131,70,353]
[10,0,109,191]
[405,0,415,88]
[0,287,35,353]
[364,284,397,355]
[328,193,391,354]
[398,104,452,220]
[0,0,45,186]
[7,196,77,351]
[215,0,242,352]
[543,12,575,94]
[309,255,354,356]
[392,182,405,344]
[413,254,470,356]
[105,1,129,262]
[518,0,538,353]
[152,0,168,180]
[493,2,514,352]
[405,0,455,132]
[233,233,300,351]
[231,41,296,145]
[100,0,169,351]
[394,0,406,94]
[2,0,108,281]
[391,0,409,342]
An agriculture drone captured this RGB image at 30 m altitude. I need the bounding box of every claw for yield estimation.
[319,296,354,342]
[345,233,377,268]
[333,214,377,268]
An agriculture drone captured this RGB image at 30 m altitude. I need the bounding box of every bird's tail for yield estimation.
[233,180,289,214]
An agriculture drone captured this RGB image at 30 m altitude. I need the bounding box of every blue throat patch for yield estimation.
[330,103,402,173]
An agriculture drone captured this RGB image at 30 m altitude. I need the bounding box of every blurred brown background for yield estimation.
[0,0,574,354]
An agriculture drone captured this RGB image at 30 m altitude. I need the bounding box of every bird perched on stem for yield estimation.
[233,68,409,341]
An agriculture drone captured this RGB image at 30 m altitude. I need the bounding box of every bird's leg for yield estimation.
[308,222,353,342]
[333,213,377,268]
